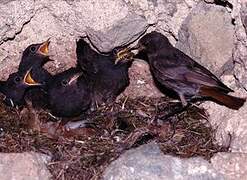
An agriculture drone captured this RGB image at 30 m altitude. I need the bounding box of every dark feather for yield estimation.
[76,39,131,107]
[47,67,91,117]
[0,42,52,107]
[135,31,245,109]
[199,86,245,110]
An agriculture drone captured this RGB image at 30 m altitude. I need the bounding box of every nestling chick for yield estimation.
[0,40,52,108]
[45,67,91,117]
[76,39,132,108]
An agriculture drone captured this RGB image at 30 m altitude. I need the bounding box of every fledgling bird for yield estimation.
[0,40,52,108]
[76,39,132,107]
[0,69,42,107]
[18,39,53,84]
[117,31,246,110]
[43,67,91,117]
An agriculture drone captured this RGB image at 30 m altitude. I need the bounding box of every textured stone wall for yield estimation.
[1,0,247,179]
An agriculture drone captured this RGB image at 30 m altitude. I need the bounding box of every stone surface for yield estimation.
[1,0,247,179]
[196,0,247,153]
[122,60,163,98]
[103,142,224,180]
[0,152,51,180]
[202,90,247,153]
[175,0,247,156]
[127,0,200,44]
[211,152,247,180]
[177,1,235,76]
[235,1,247,90]
[0,0,147,79]
[87,14,148,53]
[0,0,35,44]
[0,0,200,79]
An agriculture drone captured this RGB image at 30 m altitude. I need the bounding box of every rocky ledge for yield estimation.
[1,0,247,179]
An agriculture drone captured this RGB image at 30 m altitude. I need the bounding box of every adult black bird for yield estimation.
[0,40,52,108]
[42,66,91,117]
[76,38,131,107]
[117,31,246,110]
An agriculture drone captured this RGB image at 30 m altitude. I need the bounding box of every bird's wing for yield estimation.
[76,39,99,74]
[150,51,232,92]
[181,52,233,92]
[78,55,99,74]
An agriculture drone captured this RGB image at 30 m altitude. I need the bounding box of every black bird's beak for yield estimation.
[38,38,50,56]
[23,69,42,86]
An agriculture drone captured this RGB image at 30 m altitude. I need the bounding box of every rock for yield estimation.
[196,1,247,153]
[127,0,200,44]
[241,3,247,31]
[122,60,163,98]
[155,0,200,44]
[0,0,200,97]
[87,14,148,53]
[0,152,51,180]
[211,152,247,180]
[174,1,247,157]
[0,0,35,44]
[204,0,214,3]
[202,90,247,153]
[0,0,198,78]
[235,2,247,90]
[103,142,224,180]
[0,0,145,79]
[177,1,235,76]
[0,0,247,179]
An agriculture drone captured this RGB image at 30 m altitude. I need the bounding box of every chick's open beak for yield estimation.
[38,38,50,56]
[23,69,42,86]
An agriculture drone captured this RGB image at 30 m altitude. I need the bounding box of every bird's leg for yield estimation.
[178,93,188,107]
[158,104,190,121]
[157,93,190,122]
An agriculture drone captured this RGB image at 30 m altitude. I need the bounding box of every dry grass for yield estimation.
[0,96,229,180]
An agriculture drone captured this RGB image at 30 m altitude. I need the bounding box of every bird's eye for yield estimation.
[61,79,69,86]
[14,76,21,83]
[30,46,37,53]
[113,48,119,56]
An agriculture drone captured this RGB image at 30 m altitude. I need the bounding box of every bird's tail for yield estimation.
[199,86,246,110]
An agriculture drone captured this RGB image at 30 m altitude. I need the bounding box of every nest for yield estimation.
[0,96,229,180]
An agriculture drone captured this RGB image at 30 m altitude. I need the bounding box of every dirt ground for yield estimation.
[0,95,229,180]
